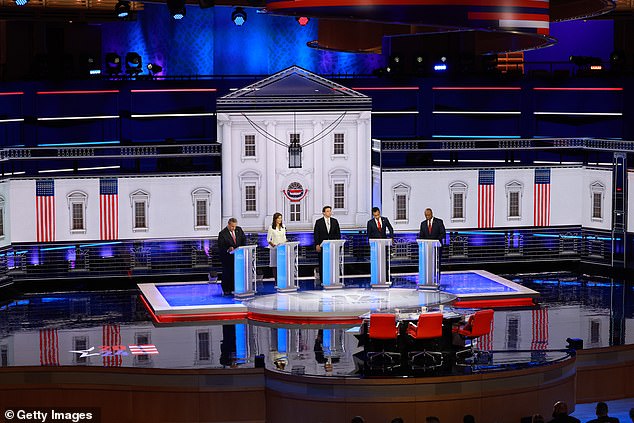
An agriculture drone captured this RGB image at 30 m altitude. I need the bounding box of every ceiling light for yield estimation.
[232,7,247,26]
[115,1,130,18]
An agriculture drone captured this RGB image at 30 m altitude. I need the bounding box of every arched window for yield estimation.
[130,189,150,231]
[67,191,88,233]
[238,170,261,216]
[392,183,410,223]
[449,181,467,222]
[590,181,605,221]
[505,181,523,220]
[192,188,212,229]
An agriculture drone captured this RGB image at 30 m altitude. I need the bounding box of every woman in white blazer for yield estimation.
[267,212,287,280]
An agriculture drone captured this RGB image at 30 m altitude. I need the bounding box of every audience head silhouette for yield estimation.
[552,401,570,418]
[463,415,476,423]
[351,416,365,423]
[595,402,609,417]
[426,417,441,423]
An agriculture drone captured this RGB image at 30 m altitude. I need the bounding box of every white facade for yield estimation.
[381,166,612,231]
[217,66,372,231]
[6,174,221,243]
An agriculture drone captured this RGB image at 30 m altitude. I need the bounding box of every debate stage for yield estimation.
[139,269,539,324]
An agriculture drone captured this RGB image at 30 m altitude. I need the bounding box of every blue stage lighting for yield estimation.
[232,7,247,26]
[15,0,29,5]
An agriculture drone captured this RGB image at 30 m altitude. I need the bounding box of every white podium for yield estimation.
[417,239,441,290]
[321,239,346,289]
[370,238,392,289]
[233,245,258,298]
[276,242,299,292]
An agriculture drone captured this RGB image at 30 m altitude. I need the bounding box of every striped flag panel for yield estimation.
[531,307,549,350]
[100,178,118,240]
[39,328,60,366]
[478,169,495,228]
[129,344,159,355]
[102,324,122,367]
[534,168,551,226]
[36,180,55,242]
[479,315,494,351]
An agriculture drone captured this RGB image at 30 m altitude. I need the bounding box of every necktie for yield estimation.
[377,218,381,231]
[231,230,236,244]
[428,220,432,234]
[326,219,330,233]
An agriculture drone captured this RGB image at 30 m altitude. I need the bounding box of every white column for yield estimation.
[265,119,277,223]
[218,116,233,222]
[356,112,371,226]
[312,119,324,221]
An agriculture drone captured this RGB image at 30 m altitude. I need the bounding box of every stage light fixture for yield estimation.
[610,50,626,73]
[569,55,601,66]
[232,7,247,26]
[80,54,101,76]
[167,0,186,19]
[115,1,130,18]
[296,16,310,26]
[125,52,142,75]
[105,53,122,74]
[147,63,163,75]
[434,56,448,72]
[414,55,426,76]
[15,0,29,5]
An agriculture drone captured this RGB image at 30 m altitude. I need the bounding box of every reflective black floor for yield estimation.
[1,271,632,377]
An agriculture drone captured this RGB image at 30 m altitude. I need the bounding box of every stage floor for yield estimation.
[139,269,539,324]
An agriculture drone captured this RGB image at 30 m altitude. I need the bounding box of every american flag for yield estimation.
[534,168,551,226]
[36,180,56,242]
[531,307,549,350]
[102,324,122,367]
[100,178,118,240]
[129,344,159,355]
[478,169,495,228]
[39,328,60,366]
[479,315,494,351]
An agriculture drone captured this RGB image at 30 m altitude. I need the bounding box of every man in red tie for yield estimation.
[218,218,247,295]
[418,208,446,244]
[366,207,394,240]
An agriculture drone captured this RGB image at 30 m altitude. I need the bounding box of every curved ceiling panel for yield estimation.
[267,0,552,35]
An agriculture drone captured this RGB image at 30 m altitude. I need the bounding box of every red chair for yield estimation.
[407,312,443,339]
[367,313,401,369]
[406,312,444,370]
[453,309,494,362]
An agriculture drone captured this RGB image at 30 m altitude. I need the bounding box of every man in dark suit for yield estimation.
[217,217,247,295]
[419,208,446,275]
[367,207,394,277]
[367,207,394,239]
[313,205,341,284]
[418,208,446,243]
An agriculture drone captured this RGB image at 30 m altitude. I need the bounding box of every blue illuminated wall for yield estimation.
[524,20,614,63]
[102,3,384,76]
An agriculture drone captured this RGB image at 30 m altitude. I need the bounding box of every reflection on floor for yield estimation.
[0,271,633,379]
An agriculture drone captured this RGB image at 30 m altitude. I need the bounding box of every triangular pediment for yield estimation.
[217,65,371,112]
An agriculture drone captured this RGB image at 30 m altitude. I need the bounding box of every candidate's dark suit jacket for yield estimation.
[217,226,247,264]
[313,217,341,246]
[418,217,446,244]
[218,226,247,294]
[367,216,394,239]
